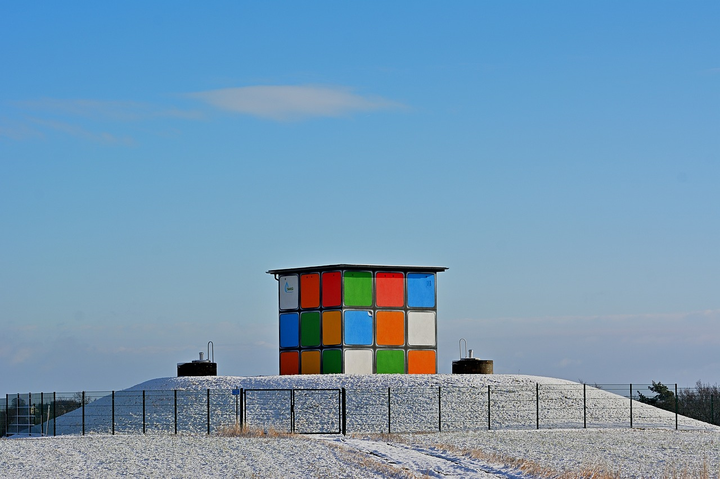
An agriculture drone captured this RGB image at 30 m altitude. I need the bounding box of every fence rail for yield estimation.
[1,384,716,437]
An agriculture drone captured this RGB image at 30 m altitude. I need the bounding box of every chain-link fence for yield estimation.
[1,383,716,437]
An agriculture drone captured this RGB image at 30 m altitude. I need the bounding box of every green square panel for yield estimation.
[322,349,343,374]
[300,312,320,347]
[344,271,372,306]
[376,350,405,374]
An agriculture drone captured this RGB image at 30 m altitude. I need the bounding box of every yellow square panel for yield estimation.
[322,310,342,346]
[301,350,321,374]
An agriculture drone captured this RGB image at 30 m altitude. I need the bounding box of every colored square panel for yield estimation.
[344,310,373,346]
[322,310,342,346]
[279,351,299,375]
[279,313,299,348]
[279,275,299,310]
[300,273,320,309]
[407,273,435,308]
[322,349,342,374]
[300,312,320,347]
[376,350,405,374]
[376,311,405,346]
[344,349,373,375]
[301,350,321,374]
[407,311,436,346]
[343,271,372,307]
[408,350,436,374]
[376,272,404,307]
[322,271,342,308]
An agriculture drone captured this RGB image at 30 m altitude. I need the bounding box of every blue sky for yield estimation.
[1,2,718,392]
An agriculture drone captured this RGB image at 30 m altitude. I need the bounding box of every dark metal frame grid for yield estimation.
[271,264,447,375]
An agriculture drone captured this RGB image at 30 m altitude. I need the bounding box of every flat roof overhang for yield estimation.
[267,264,448,276]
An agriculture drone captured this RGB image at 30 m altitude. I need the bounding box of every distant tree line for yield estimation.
[638,381,720,426]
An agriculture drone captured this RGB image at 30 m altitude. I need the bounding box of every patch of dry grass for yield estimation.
[215,424,293,438]
[352,433,623,478]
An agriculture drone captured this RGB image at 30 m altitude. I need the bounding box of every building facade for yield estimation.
[267,264,447,375]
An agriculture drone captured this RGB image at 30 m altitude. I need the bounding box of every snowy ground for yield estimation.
[2,374,719,478]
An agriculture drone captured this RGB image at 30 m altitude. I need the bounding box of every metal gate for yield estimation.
[243,388,341,434]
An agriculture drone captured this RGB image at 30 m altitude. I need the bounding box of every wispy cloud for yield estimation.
[5,98,202,145]
[30,118,135,146]
[17,98,203,121]
[0,117,44,141]
[187,85,403,121]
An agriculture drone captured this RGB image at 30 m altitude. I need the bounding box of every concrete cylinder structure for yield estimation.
[452,358,493,374]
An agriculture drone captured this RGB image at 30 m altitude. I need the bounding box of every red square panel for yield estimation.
[322,271,342,307]
[376,272,404,307]
[280,351,299,375]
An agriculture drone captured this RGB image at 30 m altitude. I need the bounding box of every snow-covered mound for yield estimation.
[128,373,569,390]
[26,374,717,437]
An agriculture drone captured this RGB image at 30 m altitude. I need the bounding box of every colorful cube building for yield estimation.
[267,264,447,375]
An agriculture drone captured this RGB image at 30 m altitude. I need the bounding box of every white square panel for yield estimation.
[279,275,299,310]
[407,311,436,346]
[344,349,374,375]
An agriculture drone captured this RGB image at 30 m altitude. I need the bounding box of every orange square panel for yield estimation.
[322,310,342,346]
[376,272,404,307]
[301,350,321,374]
[280,351,299,375]
[376,311,405,346]
[408,350,436,374]
[300,273,320,309]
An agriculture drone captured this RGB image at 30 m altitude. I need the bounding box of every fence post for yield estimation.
[112,391,115,435]
[240,388,244,430]
[207,389,210,435]
[536,383,540,430]
[675,384,678,430]
[40,392,44,436]
[341,388,346,435]
[53,392,56,436]
[82,391,85,436]
[142,390,146,434]
[438,386,442,432]
[487,385,491,430]
[629,384,632,429]
[387,387,391,434]
[583,384,587,429]
[291,389,295,434]
[174,390,177,435]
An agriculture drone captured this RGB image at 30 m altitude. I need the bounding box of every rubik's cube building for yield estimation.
[267,264,447,375]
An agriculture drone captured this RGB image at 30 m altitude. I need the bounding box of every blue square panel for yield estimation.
[279,313,299,348]
[407,273,435,307]
[344,310,373,346]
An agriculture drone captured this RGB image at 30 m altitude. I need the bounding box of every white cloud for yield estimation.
[188,85,402,120]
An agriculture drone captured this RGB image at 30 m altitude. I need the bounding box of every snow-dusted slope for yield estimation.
[4,374,719,478]
[38,374,716,435]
